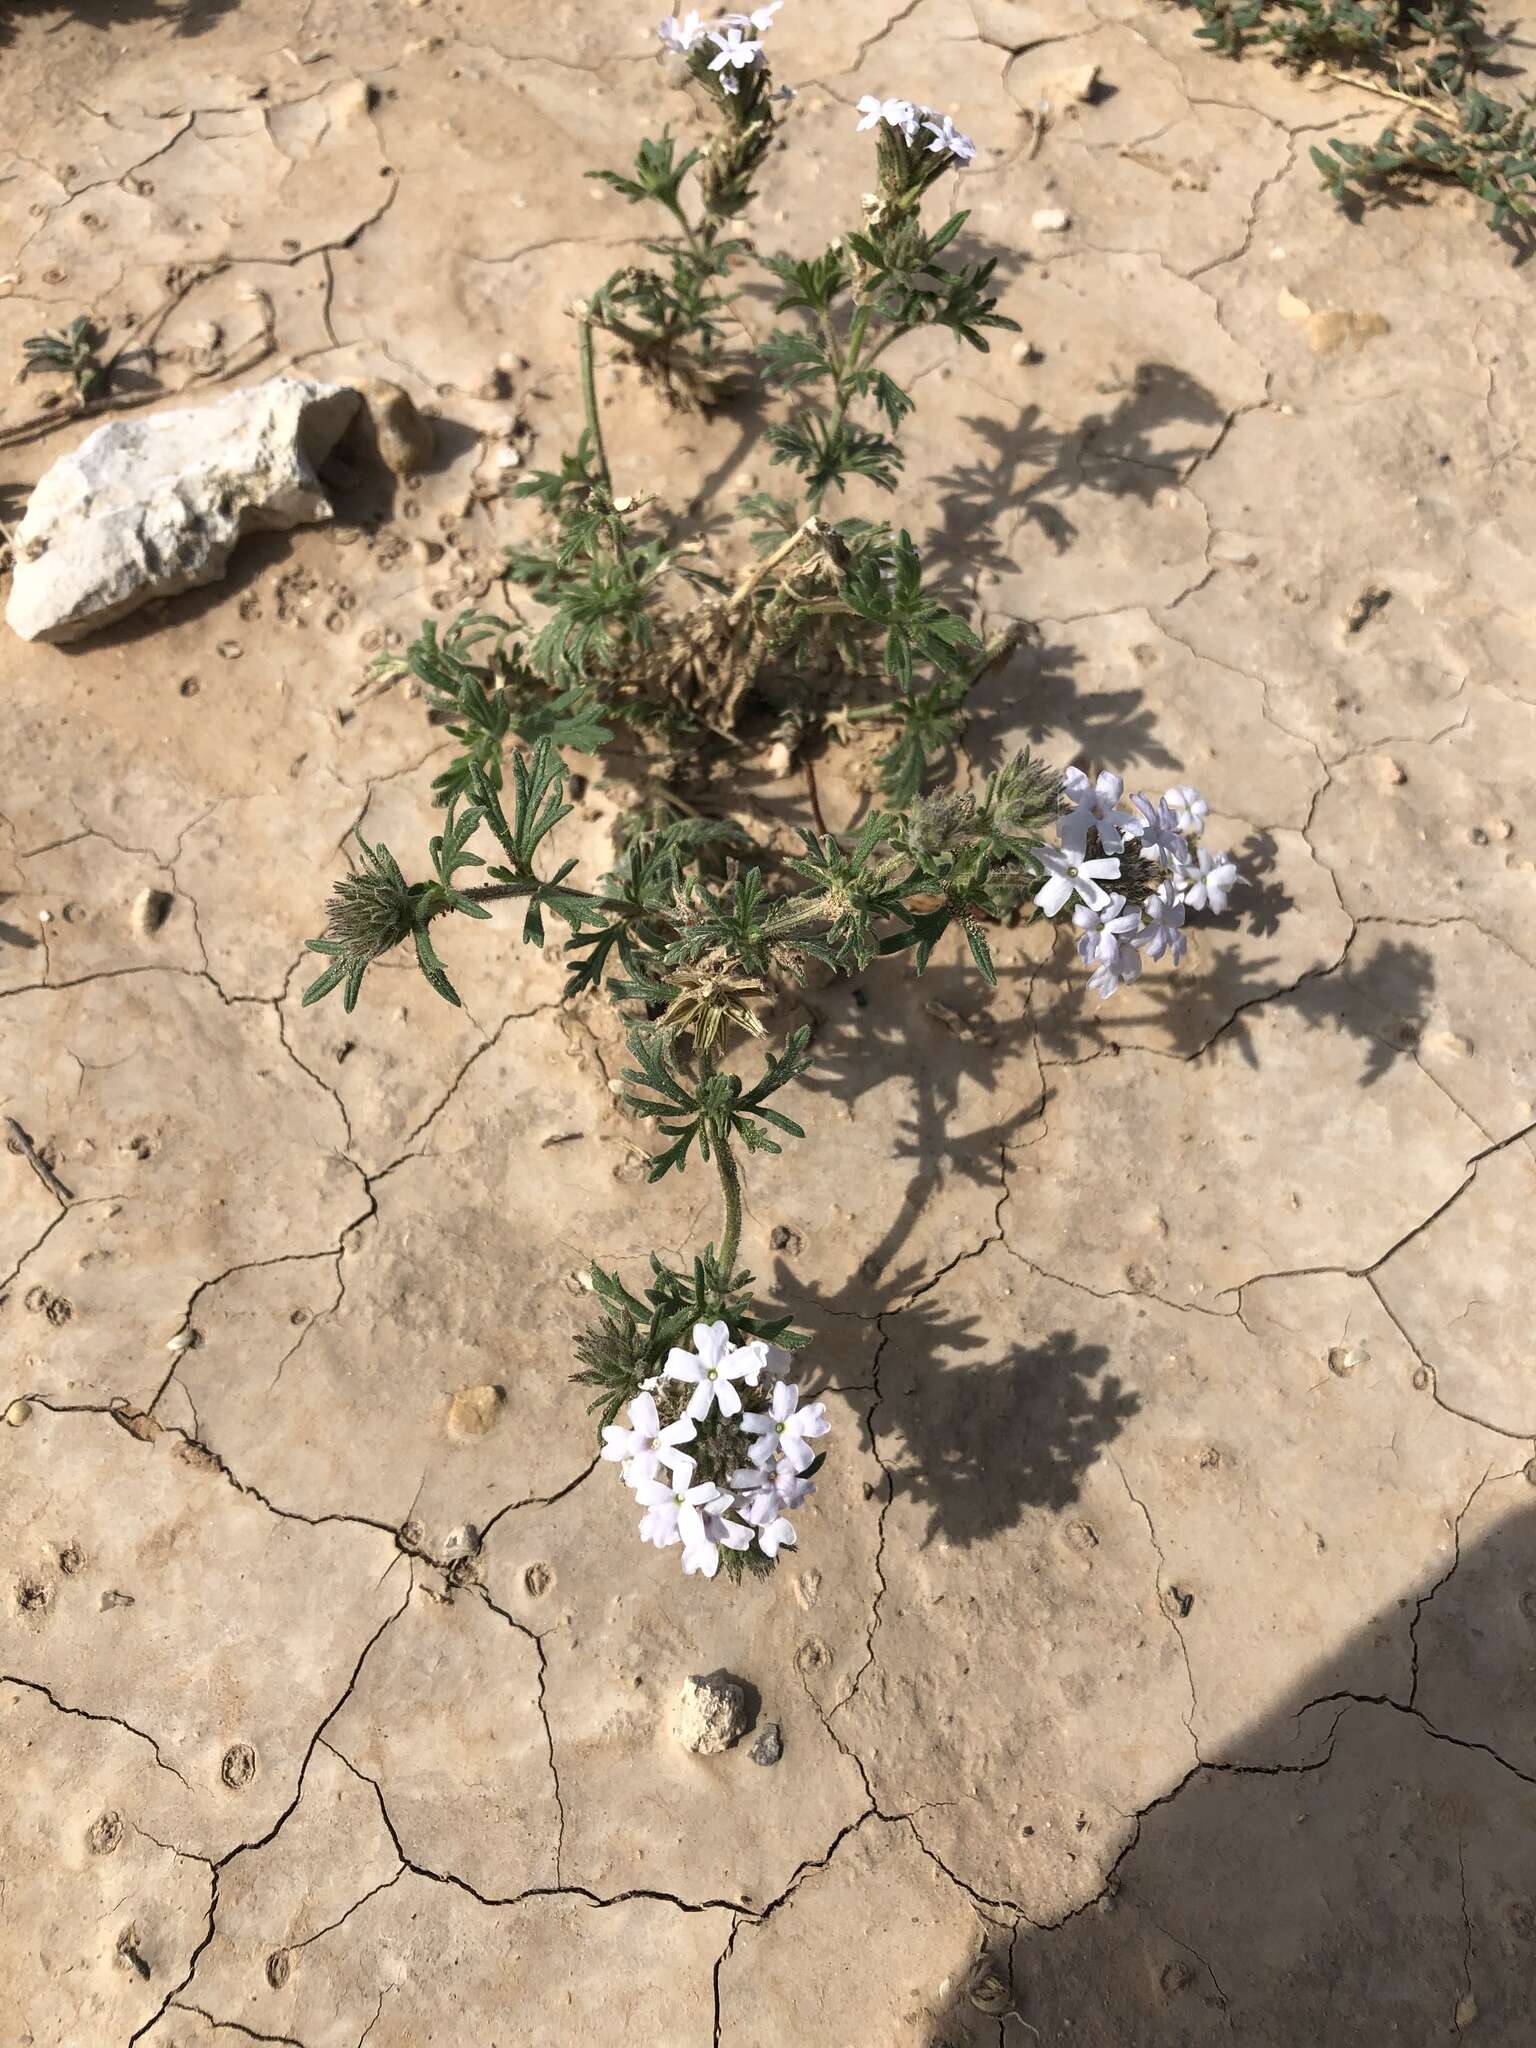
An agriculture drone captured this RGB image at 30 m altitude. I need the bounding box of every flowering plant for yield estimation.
[601,1323,828,1577]
[1176,0,1535,237]
[302,9,1243,1582]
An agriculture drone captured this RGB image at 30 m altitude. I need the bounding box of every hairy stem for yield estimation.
[713,1128,743,1274]
[577,313,613,493]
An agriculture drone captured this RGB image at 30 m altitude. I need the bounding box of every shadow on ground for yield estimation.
[878,1300,1136,1549]
[0,0,241,47]
[927,361,1228,575]
[923,1502,1536,2045]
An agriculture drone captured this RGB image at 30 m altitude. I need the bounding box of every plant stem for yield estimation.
[971,622,1027,682]
[664,196,709,261]
[726,517,819,610]
[811,299,876,511]
[713,1128,743,1275]
[803,755,829,836]
[577,313,612,493]
[459,882,537,906]
[842,300,875,379]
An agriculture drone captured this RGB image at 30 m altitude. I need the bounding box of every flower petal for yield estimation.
[693,1321,731,1367]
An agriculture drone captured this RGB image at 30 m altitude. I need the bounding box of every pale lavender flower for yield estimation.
[856,94,919,137]
[1139,881,1187,965]
[731,1460,814,1512]
[729,1464,805,1558]
[1123,793,1188,870]
[1060,768,1138,853]
[664,1320,754,1420]
[1032,844,1119,917]
[600,1391,696,1483]
[709,24,765,74]
[1073,892,1143,1000]
[742,1379,830,1474]
[1164,785,1210,838]
[1180,845,1239,916]
[769,1467,815,1511]
[922,109,977,162]
[657,10,707,52]
[634,1455,724,1548]
[683,1493,754,1577]
[721,1,782,28]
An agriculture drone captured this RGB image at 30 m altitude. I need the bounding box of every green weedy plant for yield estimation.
[1176,0,1536,235]
[305,8,1243,1584]
[17,315,109,401]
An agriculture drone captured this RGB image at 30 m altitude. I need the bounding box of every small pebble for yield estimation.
[5,1399,32,1427]
[165,1330,195,1355]
[1032,207,1071,233]
[750,1721,783,1766]
[1048,62,1100,104]
[1010,339,1041,365]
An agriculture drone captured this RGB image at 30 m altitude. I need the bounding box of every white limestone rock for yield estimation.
[673,1670,750,1756]
[5,377,361,643]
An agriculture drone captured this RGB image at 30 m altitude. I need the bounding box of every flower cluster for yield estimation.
[659,4,780,89]
[600,1321,829,1577]
[1032,772,1240,999]
[855,94,978,165]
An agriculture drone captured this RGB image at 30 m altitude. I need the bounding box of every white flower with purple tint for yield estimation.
[657,11,707,51]
[1074,892,1144,1001]
[664,1320,754,1420]
[1138,881,1187,965]
[1032,844,1119,917]
[856,94,920,138]
[634,1456,727,1549]
[1060,768,1138,854]
[1123,792,1188,870]
[1180,844,1239,916]
[601,1391,696,1483]
[742,1379,830,1474]
[708,24,765,74]
[683,1494,755,1576]
[721,1,782,28]
[1164,785,1210,838]
[922,110,976,162]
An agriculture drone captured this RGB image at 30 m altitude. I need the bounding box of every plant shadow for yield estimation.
[965,626,1181,780]
[925,361,1229,580]
[877,1293,1139,1550]
[0,0,242,46]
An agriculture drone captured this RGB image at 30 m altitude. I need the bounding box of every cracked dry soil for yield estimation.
[4,0,1536,2042]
